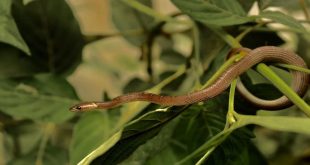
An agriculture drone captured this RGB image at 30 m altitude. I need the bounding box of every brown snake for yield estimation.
[69,46,309,112]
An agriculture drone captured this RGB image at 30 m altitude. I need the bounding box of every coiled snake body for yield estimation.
[70,46,309,112]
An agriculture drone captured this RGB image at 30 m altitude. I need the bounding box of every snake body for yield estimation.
[69,46,309,112]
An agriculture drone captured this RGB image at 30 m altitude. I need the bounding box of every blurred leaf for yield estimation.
[198,25,228,66]
[110,0,154,46]
[160,49,186,65]
[201,45,231,83]
[6,122,43,155]
[237,0,256,12]
[0,44,41,78]
[0,0,30,55]
[123,77,153,93]
[259,11,308,34]
[0,74,77,123]
[172,0,252,26]
[160,71,186,94]
[0,131,14,164]
[9,145,68,165]
[90,106,188,164]
[297,36,310,66]
[257,0,303,11]
[235,115,310,135]
[11,0,85,75]
[257,0,272,10]
[70,110,120,165]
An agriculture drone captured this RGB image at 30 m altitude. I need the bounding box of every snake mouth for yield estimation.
[69,105,82,112]
[69,102,98,112]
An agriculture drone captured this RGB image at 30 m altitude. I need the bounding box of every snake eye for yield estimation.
[76,106,82,110]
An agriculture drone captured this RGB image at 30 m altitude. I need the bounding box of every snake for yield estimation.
[69,46,309,112]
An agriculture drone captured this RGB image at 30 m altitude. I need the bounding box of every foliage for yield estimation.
[0,0,310,164]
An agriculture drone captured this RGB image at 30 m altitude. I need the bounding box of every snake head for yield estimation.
[69,102,98,112]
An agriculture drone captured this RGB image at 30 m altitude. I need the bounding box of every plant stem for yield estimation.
[299,0,310,21]
[195,147,216,165]
[202,53,245,88]
[226,79,237,127]
[36,123,54,165]
[209,26,241,48]
[236,22,265,42]
[256,64,310,116]
[275,63,310,74]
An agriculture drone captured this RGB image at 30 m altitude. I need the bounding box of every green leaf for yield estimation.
[90,106,188,164]
[120,116,179,164]
[9,145,68,165]
[257,0,303,11]
[235,114,310,135]
[11,0,85,75]
[0,0,30,55]
[144,102,262,165]
[123,77,153,93]
[0,43,41,78]
[0,74,77,123]
[70,110,120,165]
[0,130,14,164]
[237,0,256,12]
[157,102,228,164]
[110,0,154,46]
[172,0,252,26]
[6,123,43,155]
[259,11,308,34]
[207,138,267,165]
[160,49,186,65]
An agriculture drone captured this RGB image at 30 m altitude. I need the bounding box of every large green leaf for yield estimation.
[70,110,120,165]
[0,43,41,78]
[9,145,68,165]
[0,0,30,55]
[207,137,267,165]
[259,11,308,34]
[5,122,43,155]
[11,0,85,75]
[0,74,77,123]
[145,100,263,164]
[110,0,154,46]
[172,0,252,26]
[90,106,188,164]
[119,116,179,165]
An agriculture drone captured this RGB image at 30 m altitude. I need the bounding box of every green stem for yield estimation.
[36,123,54,165]
[195,79,238,164]
[202,53,245,88]
[275,63,310,74]
[256,64,310,116]
[208,26,241,48]
[195,147,216,165]
[236,22,265,42]
[226,79,237,127]
[299,0,310,21]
